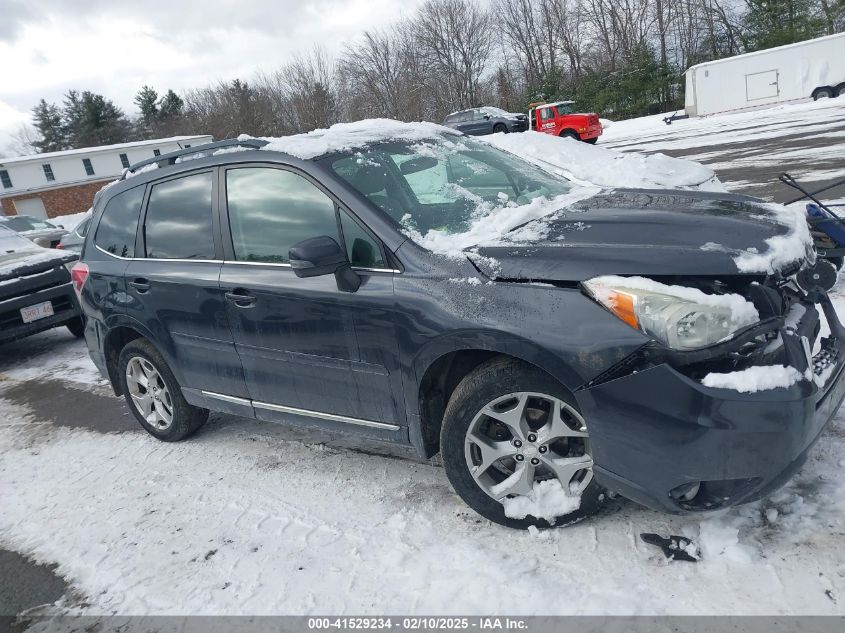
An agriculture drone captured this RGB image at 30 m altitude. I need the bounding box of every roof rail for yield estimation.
[123,138,269,178]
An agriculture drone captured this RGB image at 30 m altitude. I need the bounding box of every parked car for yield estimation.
[0,225,83,344]
[443,107,528,135]
[0,215,68,248]
[57,211,92,254]
[74,126,844,529]
[529,101,603,143]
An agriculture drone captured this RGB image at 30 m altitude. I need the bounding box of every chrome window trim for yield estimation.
[201,390,399,431]
[95,245,400,273]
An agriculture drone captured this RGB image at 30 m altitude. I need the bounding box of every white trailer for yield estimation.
[684,32,845,117]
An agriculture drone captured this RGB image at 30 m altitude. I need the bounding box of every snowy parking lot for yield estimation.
[2,101,845,619]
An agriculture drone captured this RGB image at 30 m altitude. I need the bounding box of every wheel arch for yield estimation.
[410,334,583,459]
[102,316,180,396]
[559,128,580,138]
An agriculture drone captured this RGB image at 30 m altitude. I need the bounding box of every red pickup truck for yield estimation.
[529,101,603,143]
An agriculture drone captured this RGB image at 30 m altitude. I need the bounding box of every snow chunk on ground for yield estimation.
[587,275,760,324]
[502,479,580,523]
[484,131,721,191]
[262,119,455,160]
[701,365,804,393]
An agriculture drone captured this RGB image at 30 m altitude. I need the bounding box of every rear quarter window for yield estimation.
[94,186,145,258]
[144,172,215,260]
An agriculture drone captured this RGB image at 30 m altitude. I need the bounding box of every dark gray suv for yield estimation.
[443,107,528,135]
[73,122,845,529]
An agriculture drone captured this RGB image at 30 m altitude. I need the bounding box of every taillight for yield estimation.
[71,262,89,296]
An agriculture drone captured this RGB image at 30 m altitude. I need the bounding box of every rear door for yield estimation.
[218,164,402,429]
[124,169,250,402]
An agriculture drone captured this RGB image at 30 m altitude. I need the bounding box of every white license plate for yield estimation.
[20,301,54,324]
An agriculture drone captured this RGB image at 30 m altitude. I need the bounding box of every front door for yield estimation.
[218,165,402,428]
[125,169,250,401]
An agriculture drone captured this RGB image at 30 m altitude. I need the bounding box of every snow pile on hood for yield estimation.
[402,188,599,259]
[502,479,581,523]
[261,119,455,160]
[701,365,805,393]
[732,203,814,274]
[484,131,723,191]
[0,248,75,279]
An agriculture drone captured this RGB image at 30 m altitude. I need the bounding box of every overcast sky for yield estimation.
[0,0,431,153]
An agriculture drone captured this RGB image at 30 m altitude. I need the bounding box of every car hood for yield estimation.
[467,189,811,282]
[0,247,78,282]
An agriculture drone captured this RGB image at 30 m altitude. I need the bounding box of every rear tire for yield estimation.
[585,137,598,144]
[493,123,508,134]
[814,86,835,100]
[66,317,85,338]
[560,130,580,141]
[440,357,604,529]
[835,83,845,98]
[118,339,208,441]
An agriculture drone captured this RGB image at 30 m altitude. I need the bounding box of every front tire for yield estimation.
[118,339,208,441]
[493,123,508,134]
[440,357,604,529]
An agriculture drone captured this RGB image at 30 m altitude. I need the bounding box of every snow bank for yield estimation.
[262,119,454,160]
[484,131,721,191]
[502,479,581,523]
[701,365,804,393]
[586,275,760,324]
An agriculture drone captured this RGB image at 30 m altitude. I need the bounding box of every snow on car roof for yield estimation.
[260,119,460,160]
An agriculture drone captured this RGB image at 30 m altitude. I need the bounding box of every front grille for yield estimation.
[813,345,838,384]
[0,266,67,301]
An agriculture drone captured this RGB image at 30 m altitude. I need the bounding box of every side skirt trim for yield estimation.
[200,390,400,431]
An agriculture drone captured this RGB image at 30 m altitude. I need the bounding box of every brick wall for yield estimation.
[0,179,113,219]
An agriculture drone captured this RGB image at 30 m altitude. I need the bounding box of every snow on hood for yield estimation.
[0,248,76,280]
[483,131,722,191]
[260,119,457,160]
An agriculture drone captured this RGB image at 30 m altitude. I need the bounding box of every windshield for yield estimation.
[1,216,56,232]
[328,135,571,237]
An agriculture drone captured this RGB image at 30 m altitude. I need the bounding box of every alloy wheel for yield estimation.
[125,356,174,430]
[464,391,593,502]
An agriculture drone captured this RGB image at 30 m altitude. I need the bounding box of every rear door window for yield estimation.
[144,172,215,260]
[94,185,145,258]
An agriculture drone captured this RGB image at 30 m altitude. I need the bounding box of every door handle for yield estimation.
[129,278,150,293]
[225,290,257,307]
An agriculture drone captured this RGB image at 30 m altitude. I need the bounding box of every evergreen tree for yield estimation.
[743,0,824,51]
[31,99,66,153]
[63,90,132,148]
[158,90,184,119]
[134,85,159,125]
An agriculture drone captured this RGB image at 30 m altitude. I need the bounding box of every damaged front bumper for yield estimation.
[577,292,845,514]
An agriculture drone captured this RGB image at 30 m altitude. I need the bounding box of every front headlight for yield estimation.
[582,276,760,350]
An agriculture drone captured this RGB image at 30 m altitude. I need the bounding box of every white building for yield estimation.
[0,135,213,219]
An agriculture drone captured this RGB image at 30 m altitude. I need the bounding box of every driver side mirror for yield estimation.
[289,235,360,293]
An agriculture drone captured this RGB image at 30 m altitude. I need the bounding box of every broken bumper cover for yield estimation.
[578,302,845,514]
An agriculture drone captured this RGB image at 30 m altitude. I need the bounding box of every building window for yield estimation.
[0,169,11,189]
[82,158,95,176]
[42,164,55,182]
[119,153,130,169]
[153,149,161,156]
